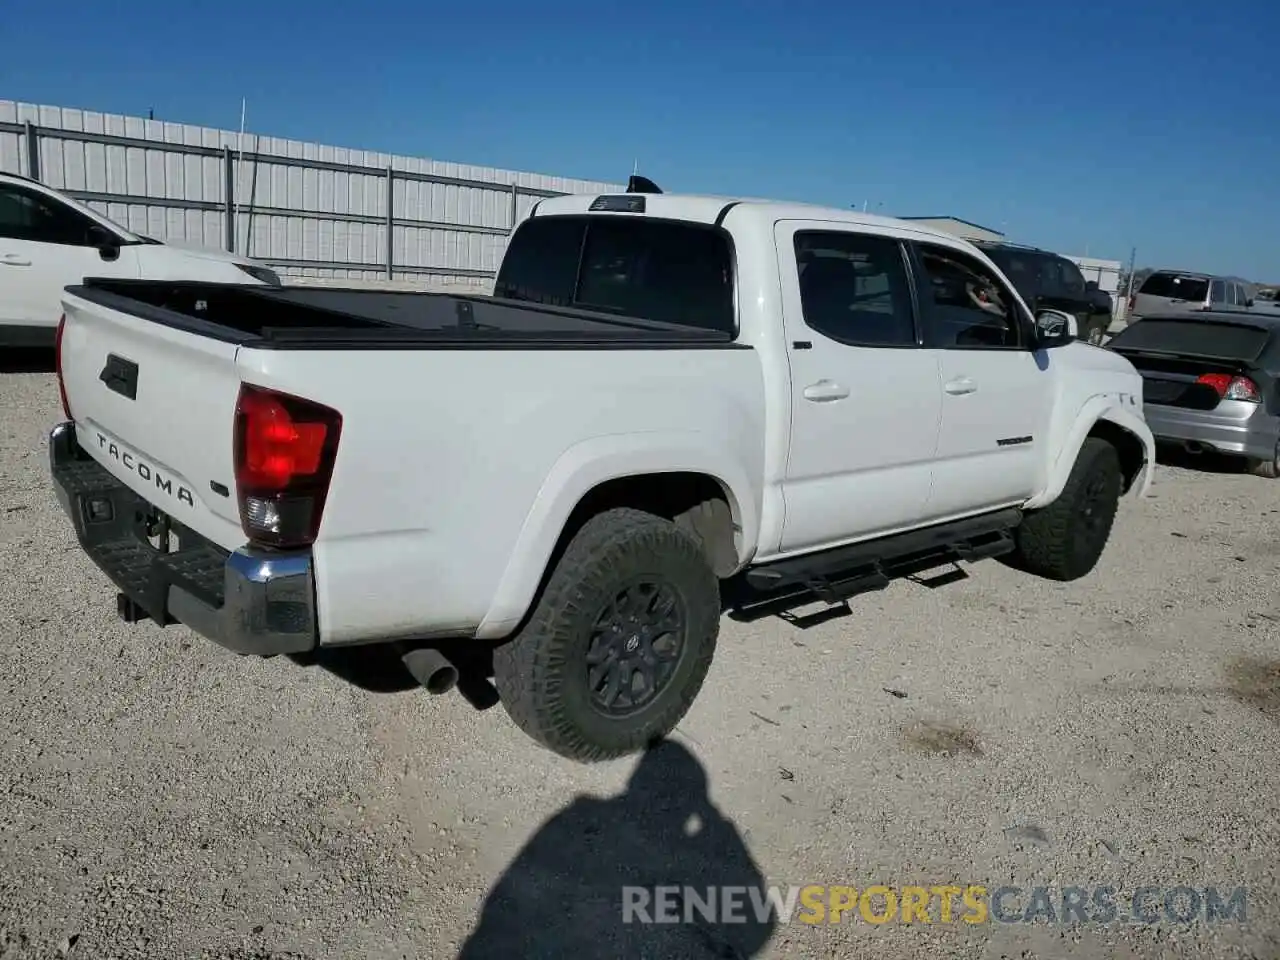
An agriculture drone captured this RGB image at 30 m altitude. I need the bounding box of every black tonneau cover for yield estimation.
[1107,315,1273,365]
[67,279,740,351]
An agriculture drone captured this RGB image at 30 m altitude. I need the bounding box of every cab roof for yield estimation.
[529,190,974,247]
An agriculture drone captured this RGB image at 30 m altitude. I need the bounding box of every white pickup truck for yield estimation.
[49,180,1156,763]
[1,171,281,347]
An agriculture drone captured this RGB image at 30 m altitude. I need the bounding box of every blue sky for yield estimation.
[5,0,1278,279]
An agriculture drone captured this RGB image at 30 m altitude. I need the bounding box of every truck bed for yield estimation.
[66,278,739,351]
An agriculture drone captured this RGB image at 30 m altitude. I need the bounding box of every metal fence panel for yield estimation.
[0,99,622,282]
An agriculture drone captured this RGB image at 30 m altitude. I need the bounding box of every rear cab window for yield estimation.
[1138,272,1210,303]
[494,214,735,334]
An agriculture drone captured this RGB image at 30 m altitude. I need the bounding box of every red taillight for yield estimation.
[233,383,342,549]
[1196,372,1260,402]
[54,314,72,420]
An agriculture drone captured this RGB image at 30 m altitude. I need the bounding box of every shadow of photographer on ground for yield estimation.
[457,738,777,959]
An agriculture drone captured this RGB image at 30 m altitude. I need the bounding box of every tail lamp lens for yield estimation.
[1196,373,1260,402]
[233,384,342,548]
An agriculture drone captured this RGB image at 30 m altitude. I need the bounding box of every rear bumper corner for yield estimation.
[49,421,318,657]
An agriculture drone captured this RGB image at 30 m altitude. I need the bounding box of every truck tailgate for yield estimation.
[59,293,247,551]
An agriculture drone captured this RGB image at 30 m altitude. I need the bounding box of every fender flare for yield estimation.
[474,431,759,640]
[1023,395,1156,510]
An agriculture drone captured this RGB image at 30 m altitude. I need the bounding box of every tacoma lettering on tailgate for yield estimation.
[96,432,196,508]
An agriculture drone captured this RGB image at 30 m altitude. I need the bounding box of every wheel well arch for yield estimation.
[1088,418,1146,493]
[556,471,742,579]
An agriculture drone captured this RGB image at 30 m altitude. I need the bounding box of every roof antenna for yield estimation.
[626,167,663,194]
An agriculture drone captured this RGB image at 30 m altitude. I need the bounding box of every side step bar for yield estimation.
[728,508,1021,625]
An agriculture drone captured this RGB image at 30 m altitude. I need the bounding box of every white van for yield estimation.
[0,171,280,347]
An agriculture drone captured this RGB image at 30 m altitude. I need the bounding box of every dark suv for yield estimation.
[973,241,1114,345]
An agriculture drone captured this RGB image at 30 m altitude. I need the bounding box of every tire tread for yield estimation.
[493,507,719,762]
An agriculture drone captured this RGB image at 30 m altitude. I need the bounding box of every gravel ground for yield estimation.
[2,354,1278,960]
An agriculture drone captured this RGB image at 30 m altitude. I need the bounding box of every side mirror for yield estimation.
[87,225,120,262]
[1085,279,1099,292]
[1035,308,1078,348]
[1246,299,1255,308]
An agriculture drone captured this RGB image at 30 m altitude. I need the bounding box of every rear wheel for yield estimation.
[1246,440,1280,479]
[493,507,720,763]
[1002,438,1122,581]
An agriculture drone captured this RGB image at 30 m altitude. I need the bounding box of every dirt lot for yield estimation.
[2,355,1278,960]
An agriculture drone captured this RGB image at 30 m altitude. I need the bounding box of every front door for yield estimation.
[909,239,1053,519]
[0,181,138,329]
[776,222,943,555]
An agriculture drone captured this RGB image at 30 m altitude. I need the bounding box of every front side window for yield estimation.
[493,214,734,334]
[792,231,916,346]
[0,184,97,246]
[914,242,1026,349]
[1210,280,1226,304]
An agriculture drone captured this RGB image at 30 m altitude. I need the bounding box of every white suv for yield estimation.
[0,171,280,347]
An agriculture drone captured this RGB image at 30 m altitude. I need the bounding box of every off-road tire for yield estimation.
[493,507,720,762]
[1002,437,1122,581]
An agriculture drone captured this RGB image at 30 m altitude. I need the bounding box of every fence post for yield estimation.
[509,182,519,228]
[385,165,395,280]
[23,121,40,181]
[222,147,235,252]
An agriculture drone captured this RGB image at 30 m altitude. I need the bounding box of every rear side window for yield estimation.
[1056,257,1087,297]
[983,250,1040,300]
[1138,272,1210,303]
[793,231,916,346]
[494,215,735,333]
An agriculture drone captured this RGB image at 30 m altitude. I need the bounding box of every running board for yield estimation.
[727,508,1021,626]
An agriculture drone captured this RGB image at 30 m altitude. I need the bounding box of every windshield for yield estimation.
[1138,272,1210,302]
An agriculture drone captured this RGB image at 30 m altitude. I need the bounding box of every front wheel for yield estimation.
[493,507,720,763]
[1001,437,1123,581]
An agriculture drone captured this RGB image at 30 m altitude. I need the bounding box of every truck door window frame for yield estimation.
[908,240,1035,351]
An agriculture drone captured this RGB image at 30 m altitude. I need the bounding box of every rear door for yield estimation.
[775,221,943,553]
[59,293,247,550]
[909,239,1052,518]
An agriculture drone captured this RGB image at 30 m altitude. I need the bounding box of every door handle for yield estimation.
[944,377,977,395]
[803,379,850,402]
[0,254,32,266]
